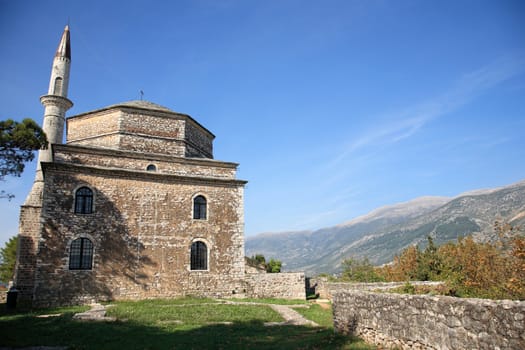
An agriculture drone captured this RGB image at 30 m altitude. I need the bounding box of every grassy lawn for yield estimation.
[294,303,334,328]
[220,297,308,305]
[0,298,375,350]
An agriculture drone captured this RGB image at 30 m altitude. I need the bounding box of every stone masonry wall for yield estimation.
[66,109,120,145]
[66,108,213,158]
[14,206,43,304]
[32,163,246,307]
[53,145,237,179]
[307,277,443,300]
[184,121,213,158]
[245,272,306,300]
[333,290,525,350]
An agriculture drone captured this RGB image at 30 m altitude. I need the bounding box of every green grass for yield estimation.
[294,303,334,328]
[223,297,308,305]
[108,299,283,329]
[0,298,375,349]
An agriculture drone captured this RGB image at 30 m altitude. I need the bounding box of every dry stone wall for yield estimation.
[333,289,525,350]
[245,273,306,300]
[307,277,443,299]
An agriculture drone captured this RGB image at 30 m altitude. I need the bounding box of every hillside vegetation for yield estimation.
[246,180,525,275]
[336,222,525,300]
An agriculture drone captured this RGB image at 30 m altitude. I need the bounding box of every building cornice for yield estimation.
[52,144,239,169]
[41,161,248,186]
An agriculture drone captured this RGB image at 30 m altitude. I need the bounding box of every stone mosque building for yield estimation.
[15,26,305,307]
[14,26,255,307]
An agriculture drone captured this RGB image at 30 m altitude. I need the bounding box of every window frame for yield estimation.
[74,186,94,214]
[190,240,209,271]
[192,195,208,220]
[69,237,94,270]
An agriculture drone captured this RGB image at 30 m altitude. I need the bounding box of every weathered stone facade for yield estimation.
[66,101,213,158]
[15,27,306,307]
[17,100,247,307]
[333,289,525,350]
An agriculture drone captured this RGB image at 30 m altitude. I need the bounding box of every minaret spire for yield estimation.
[24,25,73,205]
[55,25,71,60]
[47,25,72,98]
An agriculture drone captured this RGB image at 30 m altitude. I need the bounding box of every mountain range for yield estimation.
[245,180,525,276]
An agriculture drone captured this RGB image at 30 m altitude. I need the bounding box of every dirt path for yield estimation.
[266,304,318,327]
[72,303,115,321]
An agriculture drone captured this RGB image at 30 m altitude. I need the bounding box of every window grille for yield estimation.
[69,238,93,270]
[190,241,208,270]
[193,195,207,220]
[75,187,93,214]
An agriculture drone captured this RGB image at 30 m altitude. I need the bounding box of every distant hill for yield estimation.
[245,180,525,276]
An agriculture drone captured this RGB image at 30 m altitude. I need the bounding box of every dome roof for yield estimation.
[107,100,173,113]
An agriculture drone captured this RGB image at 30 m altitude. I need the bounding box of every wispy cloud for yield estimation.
[330,53,525,167]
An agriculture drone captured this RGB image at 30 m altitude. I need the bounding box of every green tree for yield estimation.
[0,236,18,283]
[246,254,282,273]
[246,254,266,268]
[416,236,443,281]
[1,118,47,199]
[340,257,385,282]
[253,254,266,265]
[266,258,282,273]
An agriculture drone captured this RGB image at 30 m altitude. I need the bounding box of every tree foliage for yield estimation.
[0,118,47,180]
[0,236,18,283]
[416,236,443,281]
[253,254,266,266]
[266,258,282,273]
[246,254,282,273]
[340,257,385,282]
[438,236,508,298]
[335,224,525,300]
[372,224,525,300]
[507,235,525,299]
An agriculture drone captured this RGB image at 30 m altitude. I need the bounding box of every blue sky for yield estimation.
[1,0,524,247]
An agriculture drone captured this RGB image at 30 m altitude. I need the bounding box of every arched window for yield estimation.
[146,164,157,171]
[75,187,93,214]
[191,241,208,270]
[69,238,93,270]
[54,77,63,95]
[193,195,207,220]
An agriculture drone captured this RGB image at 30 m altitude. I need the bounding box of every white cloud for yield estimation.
[330,53,525,168]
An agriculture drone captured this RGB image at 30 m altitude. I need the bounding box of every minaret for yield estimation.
[24,25,73,206]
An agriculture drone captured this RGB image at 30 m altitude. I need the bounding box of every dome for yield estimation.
[107,100,173,113]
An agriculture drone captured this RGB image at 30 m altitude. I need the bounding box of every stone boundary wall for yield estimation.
[307,277,443,299]
[245,272,306,300]
[333,289,525,350]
